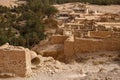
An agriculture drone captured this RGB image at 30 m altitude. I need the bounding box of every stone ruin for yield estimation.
[0,43,40,77]
[32,32,120,62]
[0,2,120,77]
[25,3,120,64]
[44,3,120,42]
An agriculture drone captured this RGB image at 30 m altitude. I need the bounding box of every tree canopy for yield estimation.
[0,0,58,48]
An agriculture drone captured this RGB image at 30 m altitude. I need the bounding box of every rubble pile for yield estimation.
[32,37,66,62]
[34,56,65,74]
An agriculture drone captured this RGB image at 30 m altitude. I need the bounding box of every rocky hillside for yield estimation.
[0,0,18,7]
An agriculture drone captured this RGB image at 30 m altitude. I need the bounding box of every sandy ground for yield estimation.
[1,1,120,13]
[54,3,120,14]
[88,5,120,13]
[1,51,119,80]
[0,0,26,9]
[0,0,18,7]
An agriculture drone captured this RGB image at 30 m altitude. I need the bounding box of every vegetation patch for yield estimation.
[0,0,58,48]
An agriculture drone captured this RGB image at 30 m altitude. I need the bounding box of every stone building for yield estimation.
[0,44,40,77]
[0,48,32,77]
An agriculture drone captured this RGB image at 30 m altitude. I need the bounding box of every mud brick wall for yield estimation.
[88,31,112,38]
[74,38,103,53]
[74,38,120,53]
[64,38,120,61]
[0,49,32,77]
[64,40,74,61]
[111,32,120,38]
[49,35,68,44]
[102,38,120,51]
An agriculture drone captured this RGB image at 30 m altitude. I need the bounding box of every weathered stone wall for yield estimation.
[0,49,32,77]
[64,38,120,61]
[74,38,103,53]
[111,32,120,38]
[49,35,68,44]
[88,31,112,38]
[64,40,74,61]
[102,38,120,51]
[74,38,120,53]
[88,31,120,38]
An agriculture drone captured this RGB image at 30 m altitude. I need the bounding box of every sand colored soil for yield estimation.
[1,51,120,80]
[88,5,120,13]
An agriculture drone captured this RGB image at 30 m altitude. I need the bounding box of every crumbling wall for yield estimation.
[111,32,120,38]
[0,49,32,77]
[74,38,103,53]
[64,38,120,61]
[49,35,68,44]
[64,40,74,62]
[102,38,120,51]
[88,31,112,38]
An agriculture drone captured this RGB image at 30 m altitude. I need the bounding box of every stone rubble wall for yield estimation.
[0,43,41,77]
[49,35,68,44]
[64,38,120,61]
[64,40,74,61]
[0,49,32,77]
[88,31,120,38]
[88,31,112,38]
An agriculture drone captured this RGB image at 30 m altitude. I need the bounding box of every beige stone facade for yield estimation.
[0,43,41,77]
[49,35,68,44]
[0,49,32,77]
[88,31,112,38]
[64,37,120,61]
